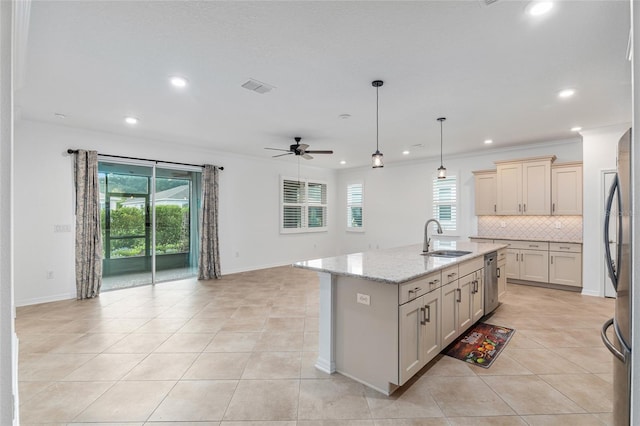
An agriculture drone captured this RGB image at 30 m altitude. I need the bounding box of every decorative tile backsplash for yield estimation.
[477,216,583,242]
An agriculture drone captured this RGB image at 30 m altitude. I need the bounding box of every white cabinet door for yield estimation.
[505,249,519,280]
[457,274,473,332]
[422,289,441,361]
[399,296,426,384]
[496,163,522,215]
[552,165,582,215]
[497,260,507,299]
[474,172,497,215]
[441,281,459,347]
[520,249,549,283]
[549,251,582,287]
[471,271,484,323]
[522,160,551,215]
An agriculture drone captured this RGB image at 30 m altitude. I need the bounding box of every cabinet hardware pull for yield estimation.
[552,203,555,212]
[414,287,421,293]
[494,204,497,212]
[456,288,462,303]
[497,267,501,278]
[420,307,426,325]
[560,246,570,250]
[433,279,440,284]
[524,203,526,212]
[425,305,431,323]
[551,256,554,264]
[519,204,522,212]
[516,253,519,261]
[530,244,538,248]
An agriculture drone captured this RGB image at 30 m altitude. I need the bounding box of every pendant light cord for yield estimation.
[376,86,379,152]
[440,119,443,167]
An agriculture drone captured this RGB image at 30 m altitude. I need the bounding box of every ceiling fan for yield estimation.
[265,137,334,160]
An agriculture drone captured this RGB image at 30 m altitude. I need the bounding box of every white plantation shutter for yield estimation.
[433,175,457,232]
[281,177,328,233]
[347,183,363,230]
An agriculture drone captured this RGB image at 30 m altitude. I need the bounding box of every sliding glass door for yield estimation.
[98,161,201,290]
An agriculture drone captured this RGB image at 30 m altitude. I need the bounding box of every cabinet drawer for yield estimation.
[458,257,484,278]
[507,240,549,251]
[549,242,581,253]
[399,272,441,304]
[442,265,459,285]
[497,249,507,262]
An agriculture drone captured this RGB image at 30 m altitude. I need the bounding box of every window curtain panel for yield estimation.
[198,164,221,280]
[74,150,103,299]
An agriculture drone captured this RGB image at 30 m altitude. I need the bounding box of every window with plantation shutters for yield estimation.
[346,183,364,231]
[281,177,328,233]
[433,175,457,232]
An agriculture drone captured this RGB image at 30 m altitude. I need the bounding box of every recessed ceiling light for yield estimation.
[484,139,493,144]
[402,150,410,155]
[340,160,346,165]
[170,76,188,88]
[571,126,582,132]
[558,88,575,99]
[54,112,66,119]
[124,116,138,125]
[526,1,553,16]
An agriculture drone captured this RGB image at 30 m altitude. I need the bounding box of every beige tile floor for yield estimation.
[17,265,616,425]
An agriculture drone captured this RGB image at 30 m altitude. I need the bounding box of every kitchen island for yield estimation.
[295,240,507,395]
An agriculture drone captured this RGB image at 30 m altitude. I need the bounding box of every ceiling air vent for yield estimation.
[241,78,275,94]
[478,0,499,6]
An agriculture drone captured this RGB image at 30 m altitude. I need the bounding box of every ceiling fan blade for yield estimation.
[272,152,294,158]
[304,150,334,154]
[265,147,291,152]
[302,154,314,160]
[296,143,310,152]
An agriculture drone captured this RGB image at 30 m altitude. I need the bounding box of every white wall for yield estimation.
[336,138,583,255]
[14,120,338,306]
[580,124,630,297]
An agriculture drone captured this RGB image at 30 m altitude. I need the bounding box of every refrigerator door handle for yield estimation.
[604,175,619,290]
[601,318,624,362]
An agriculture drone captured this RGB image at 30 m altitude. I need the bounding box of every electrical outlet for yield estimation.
[500,222,506,228]
[46,271,54,279]
[356,293,370,306]
[555,221,562,229]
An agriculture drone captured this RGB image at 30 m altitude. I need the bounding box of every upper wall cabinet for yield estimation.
[495,156,555,216]
[551,162,583,215]
[472,170,497,215]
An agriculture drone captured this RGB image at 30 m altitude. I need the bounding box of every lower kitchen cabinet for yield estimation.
[440,268,484,348]
[549,247,582,287]
[441,280,459,348]
[470,270,484,323]
[504,241,549,283]
[399,289,440,384]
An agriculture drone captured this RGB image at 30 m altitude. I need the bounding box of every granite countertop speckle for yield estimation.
[294,240,507,284]
[469,236,582,244]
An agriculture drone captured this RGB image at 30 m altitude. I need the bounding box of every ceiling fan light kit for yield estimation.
[371,80,384,168]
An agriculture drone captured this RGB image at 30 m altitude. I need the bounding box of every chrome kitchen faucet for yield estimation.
[423,219,443,253]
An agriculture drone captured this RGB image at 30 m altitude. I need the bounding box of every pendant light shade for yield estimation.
[437,117,447,179]
[372,80,384,168]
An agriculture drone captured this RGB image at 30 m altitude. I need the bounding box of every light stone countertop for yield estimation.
[294,240,507,285]
[469,235,583,244]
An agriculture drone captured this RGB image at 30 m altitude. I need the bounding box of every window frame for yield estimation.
[280,176,328,234]
[346,182,364,232]
[432,173,458,235]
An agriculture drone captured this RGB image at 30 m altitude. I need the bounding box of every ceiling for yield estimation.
[16,0,631,169]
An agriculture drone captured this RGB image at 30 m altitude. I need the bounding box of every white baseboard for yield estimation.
[15,292,74,307]
[581,289,602,297]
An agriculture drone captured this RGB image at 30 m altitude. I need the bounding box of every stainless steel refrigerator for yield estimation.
[602,127,632,426]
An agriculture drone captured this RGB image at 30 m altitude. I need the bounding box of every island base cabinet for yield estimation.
[441,280,459,347]
[471,270,484,323]
[334,276,399,395]
[399,289,441,385]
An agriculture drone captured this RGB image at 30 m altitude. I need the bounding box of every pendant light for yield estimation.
[437,117,447,179]
[371,80,384,168]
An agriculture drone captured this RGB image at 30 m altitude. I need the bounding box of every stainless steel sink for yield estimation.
[421,250,472,258]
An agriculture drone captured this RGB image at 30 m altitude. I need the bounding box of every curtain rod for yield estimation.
[66,149,224,171]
